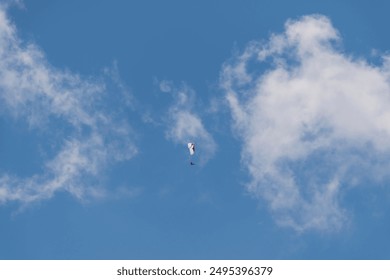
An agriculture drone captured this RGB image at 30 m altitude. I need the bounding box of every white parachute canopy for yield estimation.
[187,142,195,155]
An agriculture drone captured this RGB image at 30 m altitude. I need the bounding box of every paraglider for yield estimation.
[188,142,195,155]
[187,142,195,165]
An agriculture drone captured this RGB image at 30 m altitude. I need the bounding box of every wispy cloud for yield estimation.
[221,14,390,232]
[161,81,216,165]
[0,6,137,204]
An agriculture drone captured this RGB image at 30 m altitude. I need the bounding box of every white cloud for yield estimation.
[159,80,174,93]
[221,14,390,232]
[161,81,216,165]
[0,6,137,204]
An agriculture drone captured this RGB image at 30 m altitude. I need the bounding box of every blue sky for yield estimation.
[1,0,390,259]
